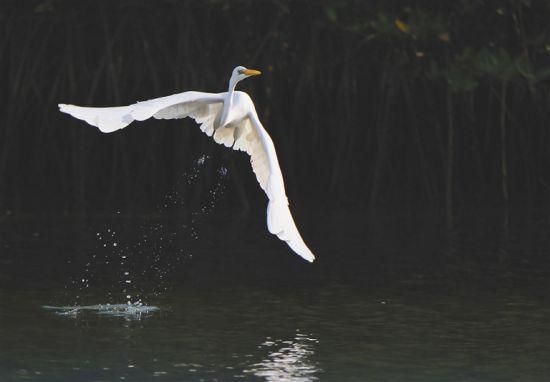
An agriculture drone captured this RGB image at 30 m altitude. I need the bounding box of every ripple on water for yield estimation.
[43,302,160,318]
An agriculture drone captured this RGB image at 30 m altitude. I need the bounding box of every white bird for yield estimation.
[59,66,315,262]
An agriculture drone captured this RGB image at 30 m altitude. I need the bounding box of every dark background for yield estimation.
[1,0,550,289]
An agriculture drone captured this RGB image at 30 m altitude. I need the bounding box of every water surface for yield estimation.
[2,286,550,381]
[1,211,550,381]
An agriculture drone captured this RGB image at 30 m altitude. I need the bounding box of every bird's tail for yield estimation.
[58,104,135,133]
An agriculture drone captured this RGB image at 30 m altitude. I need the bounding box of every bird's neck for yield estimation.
[227,78,238,99]
[220,79,238,127]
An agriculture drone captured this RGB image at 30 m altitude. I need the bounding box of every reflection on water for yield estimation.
[246,332,319,382]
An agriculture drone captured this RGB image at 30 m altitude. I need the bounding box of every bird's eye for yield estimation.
[238,69,244,74]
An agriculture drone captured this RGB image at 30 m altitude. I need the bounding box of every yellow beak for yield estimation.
[243,69,261,76]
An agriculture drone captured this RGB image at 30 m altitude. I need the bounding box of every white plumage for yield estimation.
[59,66,315,262]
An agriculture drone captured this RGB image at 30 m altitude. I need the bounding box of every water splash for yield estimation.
[59,154,230,306]
[189,164,229,241]
[43,302,159,319]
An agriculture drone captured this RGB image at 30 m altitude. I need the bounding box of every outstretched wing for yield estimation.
[59,91,224,133]
[245,112,315,262]
[191,110,315,262]
[58,91,315,262]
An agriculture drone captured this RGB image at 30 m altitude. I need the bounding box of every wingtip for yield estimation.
[58,103,71,113]
[301,251,316,263]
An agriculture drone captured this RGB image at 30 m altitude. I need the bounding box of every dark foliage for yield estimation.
[1,0,550,223]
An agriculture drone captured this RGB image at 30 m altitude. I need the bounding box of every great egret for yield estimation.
[59,66,315,262]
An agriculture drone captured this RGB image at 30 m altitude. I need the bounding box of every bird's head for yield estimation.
[230,66,261,84]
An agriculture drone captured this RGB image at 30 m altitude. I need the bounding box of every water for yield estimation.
[2,209,550,381]
[2,286,550,381]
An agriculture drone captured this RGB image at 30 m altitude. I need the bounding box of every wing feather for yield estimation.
[210,113,314,262]
[59,91,223,133]
[245,113,315,262]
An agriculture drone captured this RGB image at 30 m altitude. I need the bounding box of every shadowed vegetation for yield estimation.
[1,0,550,227]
